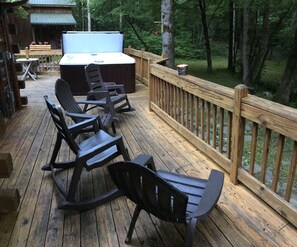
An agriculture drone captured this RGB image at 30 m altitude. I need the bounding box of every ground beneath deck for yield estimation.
[0,75,297,247]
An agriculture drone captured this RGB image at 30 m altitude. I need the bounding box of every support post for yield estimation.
[148,58,152,112]
[230,84,248,184]
[141,48,145,84]
[0,153,20,213]
[0,153,13,178]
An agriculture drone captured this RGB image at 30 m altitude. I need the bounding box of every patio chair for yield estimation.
[55,78,116,134]
[42,95,130,211]
[107,154,224,247]
[84,63,133,114]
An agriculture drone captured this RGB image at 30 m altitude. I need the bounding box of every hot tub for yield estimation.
[59,31,135,95]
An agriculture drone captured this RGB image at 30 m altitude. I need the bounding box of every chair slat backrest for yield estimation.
[108,161,188,222]
[55,79,84,119]
[84,63,107,92]
[44,96,79,154]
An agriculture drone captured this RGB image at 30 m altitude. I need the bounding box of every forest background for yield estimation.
[71,1,297,106]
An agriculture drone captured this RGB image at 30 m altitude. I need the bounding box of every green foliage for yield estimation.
[73,0,297,104]
[124,28,162,55]
[13,7,28,19]
[176,57,241,88]
[175,32,205,59]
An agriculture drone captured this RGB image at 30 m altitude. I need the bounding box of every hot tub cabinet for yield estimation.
[59,31,136,95]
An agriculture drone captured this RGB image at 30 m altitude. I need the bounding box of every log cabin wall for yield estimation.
[0,3,27,134]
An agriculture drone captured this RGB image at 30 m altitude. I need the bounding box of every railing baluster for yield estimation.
[181,90,185,126]
[271,134,285,192]
[173,86,176,120]
[249,122,259,175]
[185,92,189,129]
[213,105,217,149]
[190,94,194,132]
[207,102,211,144]
[177,87,181,124]
[285,141,297,201]
[227,111,232,159]
[219,108,224,153]
[195,97,200,136]
[201,99,205,140]
[260,128,272,184]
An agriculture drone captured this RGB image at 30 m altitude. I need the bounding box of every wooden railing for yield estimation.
[124,46,167,86]
[144,61,297,227]
[15,49,62,72]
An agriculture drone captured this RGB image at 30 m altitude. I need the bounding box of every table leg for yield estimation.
[21,62,31,80]
[21,62,38,81]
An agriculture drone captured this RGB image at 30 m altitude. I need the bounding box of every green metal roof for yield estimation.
[28,0,75,7]
[30,13,76,25]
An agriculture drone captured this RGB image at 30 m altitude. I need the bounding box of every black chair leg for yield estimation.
[111,121,116,134]
[125,205,142,244]
[42,134,62,171]
[66,162,85,201]
[185,218,198,247]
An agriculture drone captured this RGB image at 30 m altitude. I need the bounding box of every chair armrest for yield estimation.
[105,84,126,94]
[79,134,123,158]
[189,170,224,219]
[66,112,104,131]
[86,90,110,101]
[132,154,156,171]
[66,112,96,119]
[103,82,117,86]
[76,99,106,107]
[67,116,99,134]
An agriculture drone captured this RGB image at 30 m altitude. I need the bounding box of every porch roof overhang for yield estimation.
[30,13,76,26]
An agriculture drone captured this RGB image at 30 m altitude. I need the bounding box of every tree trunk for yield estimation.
[228,0,236,72]
[161,0,174,68]
[198,0,212,72]
[274,26,297,105]
[242,0,250,86]
[249,0,271,85]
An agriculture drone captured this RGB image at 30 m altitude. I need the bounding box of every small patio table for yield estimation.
[16,57,39,80]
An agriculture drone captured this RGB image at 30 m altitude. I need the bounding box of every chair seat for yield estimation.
[79,131,123,171]
[157,170,207,215]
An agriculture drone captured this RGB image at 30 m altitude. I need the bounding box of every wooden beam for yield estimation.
[0,153,13,178]
[0,189,20,213]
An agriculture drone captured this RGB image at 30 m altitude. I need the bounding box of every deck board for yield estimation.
[0,75,296,246]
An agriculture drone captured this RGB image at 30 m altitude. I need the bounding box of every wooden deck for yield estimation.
[0,75,297,247]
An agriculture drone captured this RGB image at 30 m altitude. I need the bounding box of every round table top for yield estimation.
[16,58,39,62]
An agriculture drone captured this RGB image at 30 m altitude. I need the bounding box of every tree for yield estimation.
[274,25,297,105]
[228,0,236,72]
[240,0,295,87]
[241,0,251,86]
[198,0,212,72]
[161,0,174,68]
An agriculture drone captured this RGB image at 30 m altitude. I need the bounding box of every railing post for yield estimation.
[141,48,145,84]
[230,84,248,184]
[148,58,152,112]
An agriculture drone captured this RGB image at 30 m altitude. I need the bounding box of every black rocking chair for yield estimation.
[43,95,130,211]
[55,78,116,134]
[84,63,133,114]
[108,154,224,247]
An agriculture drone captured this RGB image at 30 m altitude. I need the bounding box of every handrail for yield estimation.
[144,58,297,228]
[124,46,168,86]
